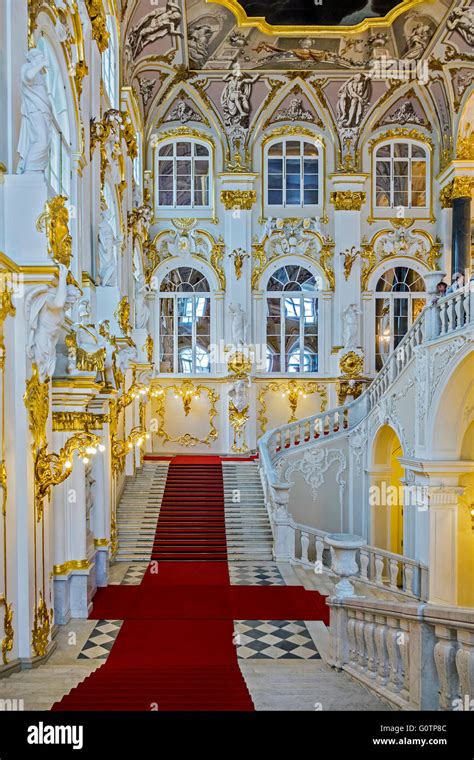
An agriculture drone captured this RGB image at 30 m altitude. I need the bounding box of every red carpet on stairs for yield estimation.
[53,459,329,712]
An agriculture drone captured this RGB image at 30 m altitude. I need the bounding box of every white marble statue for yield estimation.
[405,22,432,59]
[98,206,120,286]
[221,63,258,129]
[342,304,361,349]
[135,273,150,329]
[25,264,81,382]
[116,345,138,376]
[17,48,53,174]
[229,378,248,413]
[73,299,108,365]
[336,74,371,129]
[229,303,248,349]
[447,7,474,46]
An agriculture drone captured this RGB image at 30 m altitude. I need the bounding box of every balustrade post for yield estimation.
[300,531,310,565]
[386,617,403,694]
[355,612,367,671]
[364,613,377,679]
[455,630,474,706]
[434,625,459,710]
[374,615,389,686]
[359,549,369,580]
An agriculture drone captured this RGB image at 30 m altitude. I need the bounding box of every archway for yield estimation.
[459,421,474,607]
[370,425,405,555]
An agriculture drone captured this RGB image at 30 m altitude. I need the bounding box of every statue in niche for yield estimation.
[85,459,95,536]
[125,0,183,61]
[342,304,361,349]
[447,7,474,46]
[135,273,150,329]
[98,203,120,286]
[229,303,248,349]
[404,20,432,59]
[17,48,53,174]
[336,74,371,129]
[25,264,81,382]
[221,62,258,129]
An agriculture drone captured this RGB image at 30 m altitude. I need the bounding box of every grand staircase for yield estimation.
[115,462,169,562]
[222,461,273,561]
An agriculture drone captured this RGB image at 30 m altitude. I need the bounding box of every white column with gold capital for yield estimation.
[219,173,257,455]
[329,177,367,371]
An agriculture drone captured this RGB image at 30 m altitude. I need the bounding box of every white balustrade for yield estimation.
[329,598,474,711]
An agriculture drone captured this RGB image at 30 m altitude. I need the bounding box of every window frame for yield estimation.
[157,268,212,375]
[374,140,429,211]
[264,137,322,211]
[265,265,320,375]
[102,14,118,108]
[155,139,211,210]
[374,266,427,370]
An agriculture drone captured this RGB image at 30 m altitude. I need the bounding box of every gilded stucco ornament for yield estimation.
[36,196,72,269]
[330,191,366,211]
[229,248,250,280]
[1,600,13,664]
[85,0,109,53]
[258,381,327,434]
[32,591,53,658]
[143,334,154,364]
[440,177,474,208]
[220,190,256,211]
[114,296,132,337]
[151,383,219,448]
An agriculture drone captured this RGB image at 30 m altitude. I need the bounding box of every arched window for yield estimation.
[158,267,211,374]
[37,36,71,196]
[266,138,320,208]
[157,140,210,208]
[375,267,426,370]
[102,15,118,107]
[266,265,319,373]
[375,142,428,209]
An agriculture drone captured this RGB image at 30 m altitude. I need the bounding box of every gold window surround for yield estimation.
[367,129,435,224]
[151,127,217,223]
[360,228,440,291]
[251,231,334,292]
[205,0,426,36]
[260,126,327,223]
[149,227,226,291]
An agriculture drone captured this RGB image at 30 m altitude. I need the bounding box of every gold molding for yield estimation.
[339,351,364,379]
[114,296,132,337]
[220,190,256,211]
[261,125,325,148]
[368,128,434,154]
[53,559,91,575]
[257,380,327,435]
[94,538,109,548]
[151,382,219,447]
[52,412,108,432]
[31,591,52,658]
[84,0,109,52]
[206,0,426,36]
[440,177,474,208]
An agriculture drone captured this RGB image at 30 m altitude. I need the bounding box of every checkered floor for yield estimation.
[120,563,148,585]
[77,620,122,660]
[234,620,321,660]
[229,563,285,586]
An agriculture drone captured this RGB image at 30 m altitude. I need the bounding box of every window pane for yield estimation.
[176,160,191,175]
[286,158,300,174]
[285,141,301,156]
[303,142,318,156]
[411,191,426,207]
[268,159,282,173]
[304,190,318,205]
[303,159,318,174]
[394,143,409,157]
[268,190,283,205]
[195,143,209,156]
[376,145,390,158]
[286,188,301,205]
[176,142,191,156]
[269,142,282,156]
[158,144,173,156]
[158,191,173,206]
[268,174,283,190]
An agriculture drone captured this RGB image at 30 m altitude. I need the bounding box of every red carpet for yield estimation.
[53,460,329,711]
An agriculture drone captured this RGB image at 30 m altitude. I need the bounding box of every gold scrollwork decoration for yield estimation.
[341,246,359,281]
[34,432,102,522]
[85,0,109,53]
[31,591,53,658]
[52,412,108,432]
[1,599,13,664]
[36,196,72,268]
[330,191,366,211]
[440,177,474,208]
[220,190,256,211]
[143,334,154,364]
[228,248,250,280]
[229,402,249,454]
[257,380,328,434]
[151,383,219,448]
[111,426,148,477]
[320,237,335,290]
[114,296,132,337]
[24,366,50,451]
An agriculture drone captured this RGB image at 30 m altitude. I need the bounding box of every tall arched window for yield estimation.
[375,142,428,209]
[157,140,210,208]
[158,267,211,374]
[37,36,71,196]
[266,138,320,208]
[375,267,426,370]
[102,15,118,107]
[266,265,319,373]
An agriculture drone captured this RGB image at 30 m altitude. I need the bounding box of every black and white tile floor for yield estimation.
[234,620,321,660]
[229,562,285,586]
[77,620,122,660]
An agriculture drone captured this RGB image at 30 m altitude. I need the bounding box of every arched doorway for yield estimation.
[370,425,405,555]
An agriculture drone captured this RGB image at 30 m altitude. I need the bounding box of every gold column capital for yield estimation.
[330,191,366,211]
